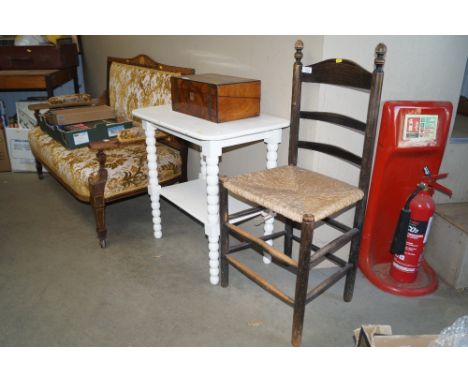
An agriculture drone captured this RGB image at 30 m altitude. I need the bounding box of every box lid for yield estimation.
[178,73,259,86]
[45,105,115,126]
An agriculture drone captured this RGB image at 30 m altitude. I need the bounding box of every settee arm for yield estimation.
[159,136,188,182]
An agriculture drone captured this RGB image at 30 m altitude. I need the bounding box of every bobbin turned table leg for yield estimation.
[203,144,222,285]
[262,133,281,264]
[199,152,207,180]
[143,121,162,239]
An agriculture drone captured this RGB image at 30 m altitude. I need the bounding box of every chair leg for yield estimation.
[35,158,44,180]
[343,201,365,302]
[343,235,361,302]
[291,215,314,347]
[219,177,229,287]
[284,219,293,257]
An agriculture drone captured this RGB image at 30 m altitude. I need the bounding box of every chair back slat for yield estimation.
[297,141,362,167]
[288,40,386,191]
[300,111,366,133]
[301,59,372,90]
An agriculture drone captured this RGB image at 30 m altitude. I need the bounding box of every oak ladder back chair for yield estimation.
[219,40,386,346]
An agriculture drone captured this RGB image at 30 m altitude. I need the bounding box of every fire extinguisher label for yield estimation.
[407,219,428,236]
[403,114,438,143]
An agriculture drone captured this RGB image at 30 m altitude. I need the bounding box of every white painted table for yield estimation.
[133,105,289,285]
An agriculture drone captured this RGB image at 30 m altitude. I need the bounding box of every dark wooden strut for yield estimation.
[299,111,366,133]
[305,264,353,304]
[284,219,294,256]
[225,223,298,268]
[228,206,264,221]
[291,215,315,346]
[322,217,352,232]
[226,256,295,306]
[297,141,362,166]
[343,43,386,302]
[228,231,286,254]
[290,235,348,268]
[300,59,372,89]
[219,177,230,288]
[308,228,359,264]
[288,215,353,233]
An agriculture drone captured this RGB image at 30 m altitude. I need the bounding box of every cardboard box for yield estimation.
[45,105,115,126]
[17,101,42,130]
[0,128,11,172]
[171,73,261,123]
[354,325,438,347]
[425,204,468,290]
[4,127,36,172]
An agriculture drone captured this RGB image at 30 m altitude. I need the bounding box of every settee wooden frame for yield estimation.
[29,54,194,248]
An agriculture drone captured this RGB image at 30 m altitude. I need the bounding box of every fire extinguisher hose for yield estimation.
[390,184,425,255]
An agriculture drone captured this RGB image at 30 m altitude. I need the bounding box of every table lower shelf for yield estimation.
[160,178,258,226]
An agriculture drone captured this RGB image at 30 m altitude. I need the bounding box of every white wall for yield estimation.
[461,59,468,98]
[318,36,468,205]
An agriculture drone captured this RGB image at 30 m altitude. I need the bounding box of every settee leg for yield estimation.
[92,199,107,249]
[35,158,44,180]
[89,149,108,248]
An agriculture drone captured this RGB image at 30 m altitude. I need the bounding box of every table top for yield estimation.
[0,68,75,91]
[133,105,289,141]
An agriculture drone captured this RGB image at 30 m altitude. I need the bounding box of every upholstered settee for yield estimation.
[28,55,194,247]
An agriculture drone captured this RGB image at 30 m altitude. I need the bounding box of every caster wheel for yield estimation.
[99,239,106,249]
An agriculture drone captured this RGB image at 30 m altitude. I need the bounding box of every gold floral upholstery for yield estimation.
[109,62,180,121]
[28,60,186,201]
[29,126,181,200]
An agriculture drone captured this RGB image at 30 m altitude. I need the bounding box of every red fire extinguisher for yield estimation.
[390,166,452,283]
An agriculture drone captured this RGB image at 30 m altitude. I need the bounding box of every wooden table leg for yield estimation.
[46,76,54,98]
[73,67,79,93]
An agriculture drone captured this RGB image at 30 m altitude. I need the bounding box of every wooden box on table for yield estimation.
[170,73,260,123]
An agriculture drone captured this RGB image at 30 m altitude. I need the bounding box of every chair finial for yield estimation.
[294,40,304,64]
[375,43,386,70]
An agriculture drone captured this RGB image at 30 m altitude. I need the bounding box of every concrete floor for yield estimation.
[1,172,467,347]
